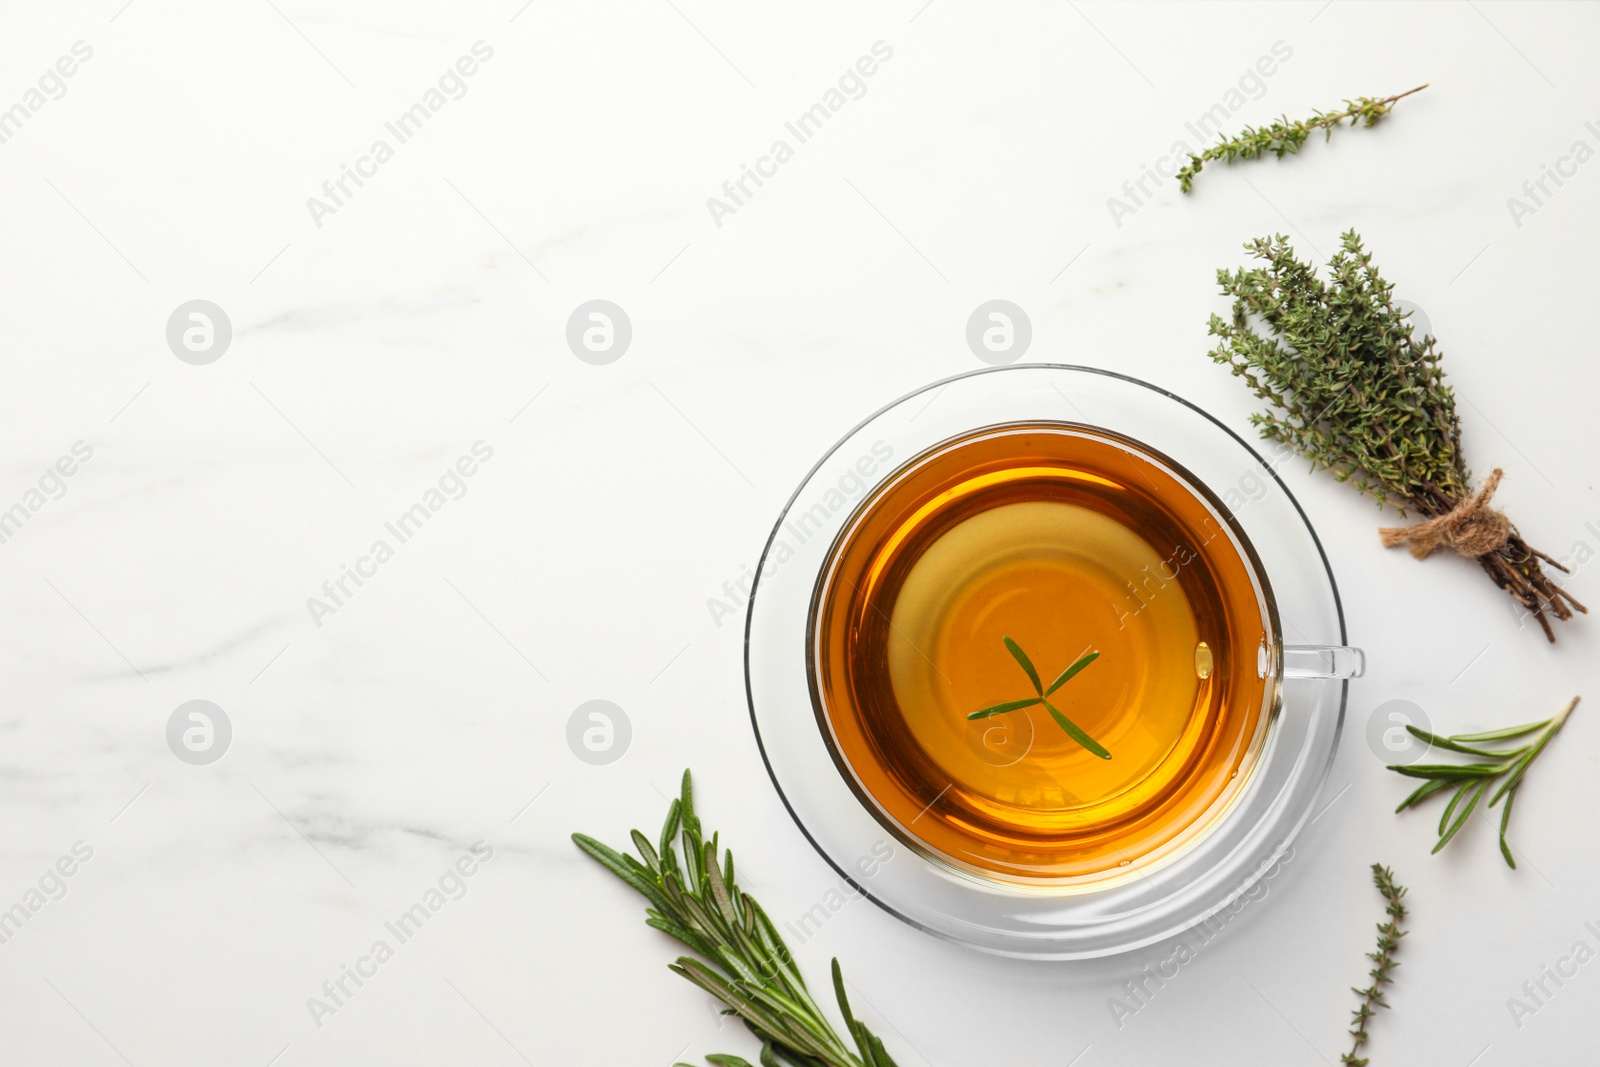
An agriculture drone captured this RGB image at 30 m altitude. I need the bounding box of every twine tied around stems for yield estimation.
[1380,468,1513,560]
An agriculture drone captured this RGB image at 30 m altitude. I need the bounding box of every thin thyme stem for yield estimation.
[1179,84,1428,192]
[1342,864,1407,1066]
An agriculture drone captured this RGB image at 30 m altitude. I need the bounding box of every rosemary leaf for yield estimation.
[573,833,672,913]
[1045,651,1100,695]
[1394,778,1454,812]
[1003,636,1043,694]
[1498,791,1519,869]
[1043,701,1112,760]
[1389,763,1502,780]
[1449,720,1548,743]
[1433,780,1488,853]
[632,829,662,873]
[966,697,1042,720]
[1401,726,1508,759]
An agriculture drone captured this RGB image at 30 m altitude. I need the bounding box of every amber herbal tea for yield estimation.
[810,422,1277,884]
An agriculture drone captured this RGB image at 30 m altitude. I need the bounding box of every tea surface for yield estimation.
[812,423,1274,883]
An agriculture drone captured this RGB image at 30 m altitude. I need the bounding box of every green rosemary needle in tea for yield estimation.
[1342,864,1408,1067]
[966,637,1109,758]
[1178,84,1427,192]
[1389,696,1578,867]
[573,770,901,1067]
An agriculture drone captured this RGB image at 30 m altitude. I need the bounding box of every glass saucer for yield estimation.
[744,365,1350,959]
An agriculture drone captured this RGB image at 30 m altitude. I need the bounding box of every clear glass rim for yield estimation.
[742,364,1349,953]
[802,418,1288,890]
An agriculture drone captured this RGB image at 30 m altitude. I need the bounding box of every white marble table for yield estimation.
[2,2,1596,1064]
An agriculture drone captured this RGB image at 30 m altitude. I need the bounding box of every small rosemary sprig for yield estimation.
[573,769,901,1067]
[1342,864,1408,1067]
[1389,696,1578,867]
[966,637,1109,758]
[1178,84,1428,192]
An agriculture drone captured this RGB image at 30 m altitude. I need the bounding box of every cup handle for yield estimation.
[1278,644,1365,680]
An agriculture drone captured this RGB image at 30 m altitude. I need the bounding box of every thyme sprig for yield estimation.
[1178,84,1427,192]
[966,637,1109,758]
[1207,231,1585,640]
[1389,696,1578,867]
[573,770,902,1067]
[1342,864,1408,1067]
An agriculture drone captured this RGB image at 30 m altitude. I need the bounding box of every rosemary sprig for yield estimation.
[1206,231,1584,640]
[966,637,1109,758]
[1178,84,1427,192]
[1389,696,1578,867]
[1342,864,1408,1067]
[573,769,901,1067]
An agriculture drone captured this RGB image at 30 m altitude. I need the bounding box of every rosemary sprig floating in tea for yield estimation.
[1342,864,1408,1067]
[1206,232,1585,640]
[1389,696,1578,867]
[967,637,1109,758]
[1177,84,1427,192]
[572,770,902,1067]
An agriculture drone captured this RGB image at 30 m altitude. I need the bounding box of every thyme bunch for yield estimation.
[1178,85,1427,192]
[1207,232,1585,639]
[573,770,901,1067]
[1390,696,1578,867]
[1342,864,1408,1066]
